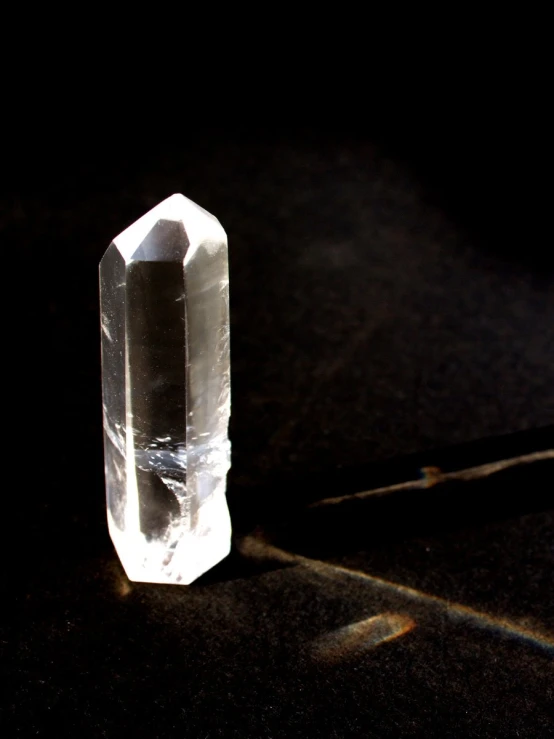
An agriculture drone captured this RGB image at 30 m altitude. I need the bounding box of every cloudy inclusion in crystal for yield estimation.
[100,194,231,584]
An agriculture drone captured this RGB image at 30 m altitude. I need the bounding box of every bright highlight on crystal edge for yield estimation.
[99,194,231,584]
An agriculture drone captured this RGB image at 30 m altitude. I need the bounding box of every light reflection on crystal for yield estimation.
[100,194,231,584]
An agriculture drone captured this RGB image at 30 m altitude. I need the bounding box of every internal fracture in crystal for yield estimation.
[99,194,231,584]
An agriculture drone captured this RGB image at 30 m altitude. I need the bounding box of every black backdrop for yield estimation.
[3,76,554,737]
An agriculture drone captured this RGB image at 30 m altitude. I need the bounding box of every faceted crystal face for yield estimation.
[100,194,231,584]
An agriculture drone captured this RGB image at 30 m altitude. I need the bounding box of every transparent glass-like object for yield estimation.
[100,194,231,584]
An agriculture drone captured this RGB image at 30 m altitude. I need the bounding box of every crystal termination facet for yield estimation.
[100,194,231,584]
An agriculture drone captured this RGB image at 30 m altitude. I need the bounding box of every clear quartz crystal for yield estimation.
[99,194,231,584]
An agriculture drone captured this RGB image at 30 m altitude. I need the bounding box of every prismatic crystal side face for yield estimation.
[99,194,231,584]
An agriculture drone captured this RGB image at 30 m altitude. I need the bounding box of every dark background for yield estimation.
[3,57,554,737]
